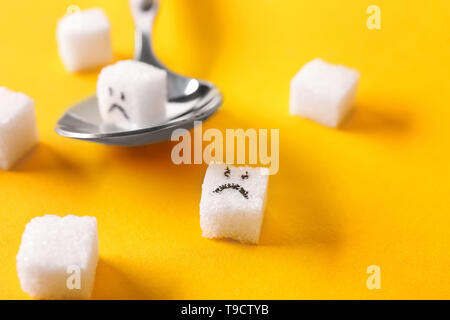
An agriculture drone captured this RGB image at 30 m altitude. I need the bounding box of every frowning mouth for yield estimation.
[108,103,129,120]
[213,183,249,199]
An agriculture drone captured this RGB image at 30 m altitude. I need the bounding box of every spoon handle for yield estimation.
[129,0,163,67]
[129,0,201,101]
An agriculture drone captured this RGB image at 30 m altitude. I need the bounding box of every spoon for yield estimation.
[55,0,222,146]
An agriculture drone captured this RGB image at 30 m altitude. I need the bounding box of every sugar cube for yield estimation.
[57,8,113,72]
[290,58,359,127]
[200,164,269,244]
[0,87,38,170]
[97,60,167,130]
[16,215,99,300]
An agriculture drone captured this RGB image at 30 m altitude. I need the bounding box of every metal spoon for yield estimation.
[55,0,222,146]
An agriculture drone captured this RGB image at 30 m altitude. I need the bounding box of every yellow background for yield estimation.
[0,0,449,299]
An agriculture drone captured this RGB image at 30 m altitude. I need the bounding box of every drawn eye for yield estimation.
[241,172,249,180]
[224,167,231,178]
[121,92,126,101]
[108,87,113,96]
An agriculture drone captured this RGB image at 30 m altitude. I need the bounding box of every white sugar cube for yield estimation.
[0,87,38,170]
[200,164,269,244]
[97,60,167,130]
[57,8,113,72]
[16,215,99,300]
[290,58,359,127]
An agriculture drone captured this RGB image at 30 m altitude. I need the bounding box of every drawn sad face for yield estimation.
[212,166,250,199]
[97,81,137,130]
[107,86,129,121]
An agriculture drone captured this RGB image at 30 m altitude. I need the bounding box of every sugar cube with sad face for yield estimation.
[200,164,269,244]
[97,60,167,130]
